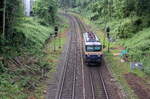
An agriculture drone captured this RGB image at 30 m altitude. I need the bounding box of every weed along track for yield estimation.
[55,15,83,99]
[75,16,110,99]
[3,0,149,99]
[54,14,123,99]
[76,16,123,99]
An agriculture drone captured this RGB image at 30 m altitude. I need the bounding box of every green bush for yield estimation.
[123,28,150,74]
[0,74,27,99]
[142,56,150,75]
[33,0,57,25]
[0,61,7,73]
[14,17,53,47]
[108,17,144,39]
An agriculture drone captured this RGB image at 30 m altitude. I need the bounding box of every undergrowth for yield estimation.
[0,13,69,98]
[0,17,53,58]
[0,17,54,98]
[71,6,150,75]
[123,28,150,75]
[14,17,53,47]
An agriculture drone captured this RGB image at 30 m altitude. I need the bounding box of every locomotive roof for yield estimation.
[85,42,101,45]
[83,32,101,45]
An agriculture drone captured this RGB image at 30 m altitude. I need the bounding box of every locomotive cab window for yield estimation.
[86,45,101,52]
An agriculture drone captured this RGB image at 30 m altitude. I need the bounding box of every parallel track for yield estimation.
[55,15,78,99]
[75,16,109,99]
[89,68,109,99]
[56,14,110,99]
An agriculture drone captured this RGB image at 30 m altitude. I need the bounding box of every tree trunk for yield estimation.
[0,0,3,34]
[3,0,6,39]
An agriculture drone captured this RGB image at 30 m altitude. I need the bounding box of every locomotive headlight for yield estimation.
[98,54,101,57]
[86,54,90,57]
[87,54,90,57]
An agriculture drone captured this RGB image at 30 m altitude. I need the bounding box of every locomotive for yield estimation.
[83,32,102,64]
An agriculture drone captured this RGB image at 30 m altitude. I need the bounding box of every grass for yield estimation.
[104,52,138,99]
[0,17,53,99]
[0,74,27,99]
[15,17,53,47]
[71,12,140,99]
[0,17,54,58]
[0,14,69,99]
[70,6,150,98]
[32,31,68,99]
[31,15,69,98]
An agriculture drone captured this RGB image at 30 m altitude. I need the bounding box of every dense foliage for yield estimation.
[0,0,58,56]
[0,0,58,98]
[65,0,150,75]
[90,0,149,37]
[33,0,58,25]
[3,0,24,40]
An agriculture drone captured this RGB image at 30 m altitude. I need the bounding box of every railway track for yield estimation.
[75,16,110,99]
[89,68,109,99]
[55,14,110,99]
[55,15,83,99]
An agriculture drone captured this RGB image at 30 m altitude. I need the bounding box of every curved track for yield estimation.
[75,16,109,99]
[54,14,122,99]
[55,15,83,99]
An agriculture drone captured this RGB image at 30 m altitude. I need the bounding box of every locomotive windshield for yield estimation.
[86,45,101,52]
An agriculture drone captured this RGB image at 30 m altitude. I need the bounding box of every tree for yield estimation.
[33,0,57,25]
[0,0,4,34]
[3,0,6,39]
[4,0,24,40]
